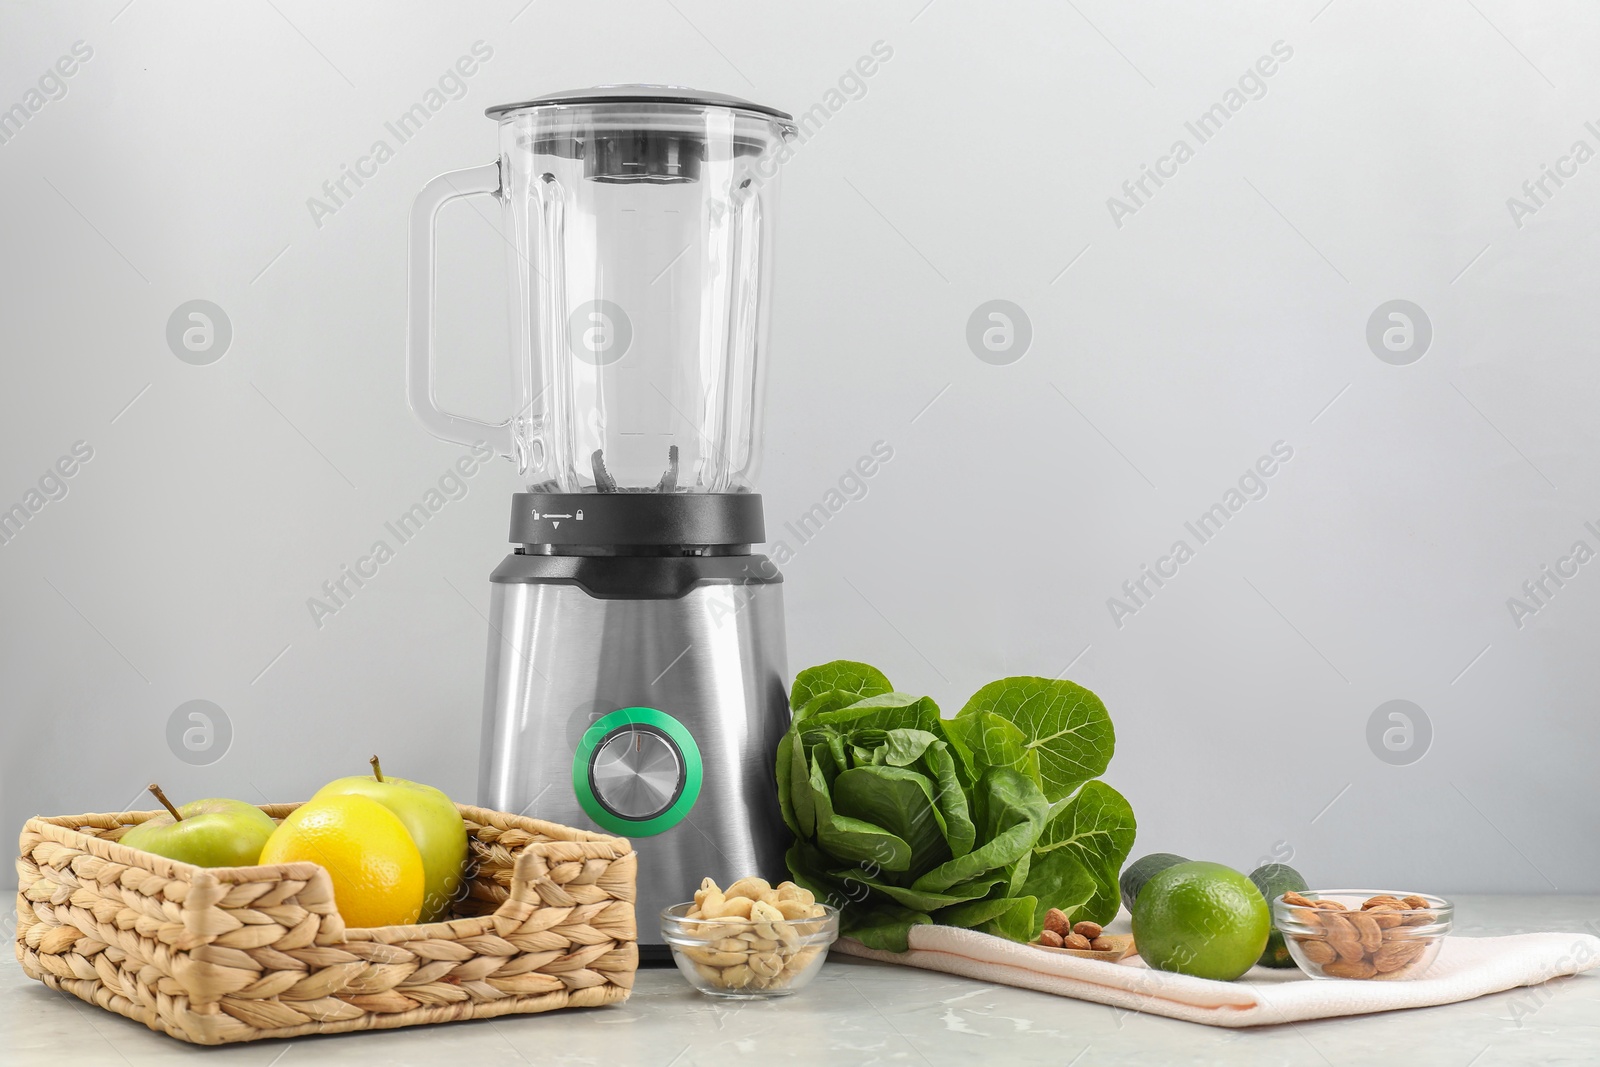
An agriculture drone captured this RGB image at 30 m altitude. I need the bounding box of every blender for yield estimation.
[406,86,797,955]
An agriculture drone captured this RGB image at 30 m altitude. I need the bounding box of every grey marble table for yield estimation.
[7,895,1597,1066]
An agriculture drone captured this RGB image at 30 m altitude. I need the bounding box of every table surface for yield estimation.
[7,894,1598,1066]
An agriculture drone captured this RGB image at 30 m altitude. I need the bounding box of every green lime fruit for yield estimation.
[119,784,277,867]
[311,756,468,923]
[1132,861,1272,981]
[1119,852,1189,915]
[1249,863,1309,968]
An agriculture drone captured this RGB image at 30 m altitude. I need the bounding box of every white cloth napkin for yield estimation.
[834,926,1600,1027]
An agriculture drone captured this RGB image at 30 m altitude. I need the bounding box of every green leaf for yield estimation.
[923,739,976,858]
[832,766,951,879]
[913,767,1048,894]
[1017,847,1100,937]
[957,678,1114,801]
[944,710,1040,782]
[791,661,893,710]
[776,730,800,836]
[809,758,912,872]
[810,693,942,735]
[880,728,939,767]
[845,872,1003,912]
[938,894,1039,942]
[844,904,931,952]
[1034,781,1138,925]
[794,689,867,726]
[788,731,824,838]
[785,839,843,904]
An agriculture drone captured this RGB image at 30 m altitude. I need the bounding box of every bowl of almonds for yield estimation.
[661,877,839,998]
[1273,890,1453,980]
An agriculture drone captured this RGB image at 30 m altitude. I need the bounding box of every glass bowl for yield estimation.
[660,902,839,998]
[1273,890,1453,980]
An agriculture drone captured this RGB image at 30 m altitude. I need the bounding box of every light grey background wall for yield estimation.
[2,0,1596,896]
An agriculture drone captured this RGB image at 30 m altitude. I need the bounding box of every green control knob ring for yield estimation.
[572,707,702,837]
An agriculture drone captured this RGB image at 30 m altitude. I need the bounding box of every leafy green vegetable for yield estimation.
[777,659,1136,951]
[956,678,1114,801]
[1034,780,1138,924]
[791,661,893,709]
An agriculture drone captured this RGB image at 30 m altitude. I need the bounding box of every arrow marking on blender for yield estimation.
[842,177,949,283]
[1049,383,1156,489]
[250,383,358,489]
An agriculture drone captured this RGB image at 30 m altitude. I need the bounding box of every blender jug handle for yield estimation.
[406,162,515,456]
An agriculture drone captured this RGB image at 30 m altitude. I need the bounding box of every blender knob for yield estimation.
[589,725,685,820]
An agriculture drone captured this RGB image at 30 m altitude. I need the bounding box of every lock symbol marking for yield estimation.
[576,509,584,521]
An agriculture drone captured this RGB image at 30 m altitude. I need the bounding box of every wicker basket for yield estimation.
[14,802,636,1045]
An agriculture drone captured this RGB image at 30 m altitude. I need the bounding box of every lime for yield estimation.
[1132,861,1271,981]
[1249,863,1309,968]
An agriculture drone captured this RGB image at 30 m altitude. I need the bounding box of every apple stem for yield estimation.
[370,755,384,783]
[148,783,183,821]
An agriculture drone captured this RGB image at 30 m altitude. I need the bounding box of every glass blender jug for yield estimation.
[406,87,797,955]
[408,85,795,496]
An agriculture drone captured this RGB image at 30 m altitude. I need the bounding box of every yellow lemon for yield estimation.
[260,794,425,927]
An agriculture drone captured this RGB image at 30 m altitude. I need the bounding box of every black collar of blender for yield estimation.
[508,492,766,549]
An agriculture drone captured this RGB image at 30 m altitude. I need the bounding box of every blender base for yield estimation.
[478,554,790,951]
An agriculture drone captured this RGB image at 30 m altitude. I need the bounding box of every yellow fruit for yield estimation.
[260,794,425,927]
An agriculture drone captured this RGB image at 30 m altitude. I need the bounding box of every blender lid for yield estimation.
[486,84,792,122]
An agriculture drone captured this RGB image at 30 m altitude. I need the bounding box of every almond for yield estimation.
[1297,938,1337,965]
[1374,939,1426,973]
[1039,929,1064,948]
[1089,937,1113,951]
[1324,958,1378,979]
[1366,907,1403,929]
[1281,891,1316,908]
[1063,932,1092,950]
[1402,910,1438,926]
[1401,895,1431,910]
[1073,920,1103,939]
[1311,899,1347,911]
[1350,912,1384,953]
[1361,895,1405,911]
[1043,908,1070,936]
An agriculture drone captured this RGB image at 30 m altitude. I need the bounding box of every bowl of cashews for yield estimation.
[660,876,839,998]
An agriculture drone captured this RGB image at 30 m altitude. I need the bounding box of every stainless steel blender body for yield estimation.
[479,553,789,951]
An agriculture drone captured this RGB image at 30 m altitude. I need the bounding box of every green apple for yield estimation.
[311,756,468,923]
[119,784,277,867]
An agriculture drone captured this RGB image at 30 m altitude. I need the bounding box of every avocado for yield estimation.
[1249,863,1309,968]
[1119,853,1189,915]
